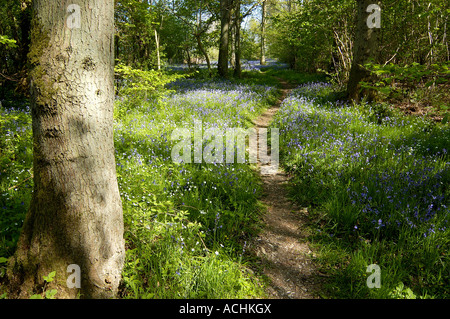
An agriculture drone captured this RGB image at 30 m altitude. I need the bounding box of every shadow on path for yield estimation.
[249,79,323,299]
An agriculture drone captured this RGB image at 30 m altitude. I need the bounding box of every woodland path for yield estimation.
[249,79,322,299]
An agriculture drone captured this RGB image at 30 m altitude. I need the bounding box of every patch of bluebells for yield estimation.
[348,164,449,236]
[115,78,277,167]
[165,59,288,73]
[272,82,450,240]
[240,59,288,71]
[114,78,271,246]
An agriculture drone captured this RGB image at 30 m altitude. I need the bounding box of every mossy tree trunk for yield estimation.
[347,0,381,102]
[218,0,232,78]
[234,0,242,78]
[7,0,124,299]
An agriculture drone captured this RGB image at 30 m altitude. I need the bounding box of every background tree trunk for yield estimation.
[218,0,232,77]
[7,0,124,299]
[347,0,381,102]
[195,33,212,76]
[155,14,163,71]
[234,0,242,78]
[260,0,266,65]
[155,29,161,70]
[230,21,236,69]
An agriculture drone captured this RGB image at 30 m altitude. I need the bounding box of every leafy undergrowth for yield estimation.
[361,62,450,123]
[115,77,279,298]
[0,102,33,261]
[271,81,449,298]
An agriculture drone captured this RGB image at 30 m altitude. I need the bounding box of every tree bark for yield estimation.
[230,21,236,69]
[218,0,232,77]
[7,0,124,299]
[194,7,212,77]
[347,0,381,102]
[234,0,242,78]
[195,34,212,76]
[260,0,266,66]
[155,29,161,70]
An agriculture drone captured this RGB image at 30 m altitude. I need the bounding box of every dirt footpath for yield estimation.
[249,80,322,299]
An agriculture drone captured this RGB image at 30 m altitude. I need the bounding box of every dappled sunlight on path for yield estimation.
[249,80,322,299]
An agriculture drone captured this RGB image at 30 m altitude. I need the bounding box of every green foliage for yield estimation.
[113,75,278,298]
[0,105,33,259]
[268,0,355,75]
[240,18,261,61]
[30,271,58,299]
[114,63,186,107]
[0,0,31,95]
[121,199,263,298]
[1,0,448,298]
[0,35,17,48]
[361,62,450,100]
[42,271,56,283]
[115,0,160,69]
[389,282,417,299]
[269,0,449,88]
[356,102,396,125]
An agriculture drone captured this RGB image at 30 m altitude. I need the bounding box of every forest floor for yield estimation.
[248,79,322,299]
[1,67,448,299]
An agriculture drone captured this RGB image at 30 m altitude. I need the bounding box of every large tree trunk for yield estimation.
[218,0,232,77]
[347,0,381,102]
[260,0,266,66]
[7,0,124,299]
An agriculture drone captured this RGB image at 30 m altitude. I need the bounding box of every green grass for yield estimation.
[2,67,448,299]
[113,77,280,298]
[264,68,328,85]
[270,79,449,299]
[0,74,279,298]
